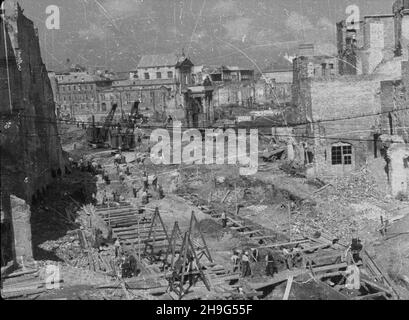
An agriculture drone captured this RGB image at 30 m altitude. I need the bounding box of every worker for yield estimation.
[142,171,149,190]
[121,253,132,278]
[282,248,293,270]
[141,190,149,205]
[91,161,98,175]
[151,175,158,191]
[119,171,125,184]
[231,250,240,273]
[112,191,119,203]
[128,254,139,277]
[102,191,108,205]
[251,247,259,262]
[157,184,165,199]
[114,153,122,165]
[132,184,138,198]
[221,212,228,228]
[125,166,131,176]
[91,193,97,205]
[103,170,110,185]
[164,114,173,128]
[114,238,121,258]
[78,158,84,171]
[343,256,361,290]
[350,238,363,263]
[241,251,251,277]
[265,251,277,277]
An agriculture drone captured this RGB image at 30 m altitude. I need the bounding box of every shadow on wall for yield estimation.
[29,168,98,262]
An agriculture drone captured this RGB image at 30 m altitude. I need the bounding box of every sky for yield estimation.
[4,0,397,71]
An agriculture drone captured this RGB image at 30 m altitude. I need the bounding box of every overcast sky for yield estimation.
[4,0,397,71]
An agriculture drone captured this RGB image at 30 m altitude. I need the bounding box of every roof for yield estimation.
[263,69,293,73]
[264,56,293,72]
[112,78,175,87]
[221,65,254,72]
[57,72,110,84]
[137,54,192,68]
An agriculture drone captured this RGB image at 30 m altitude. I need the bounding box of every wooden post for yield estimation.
[138,218,141,261]
[235,182,238,215]
[288,202,291,241]
[283,275,294,300]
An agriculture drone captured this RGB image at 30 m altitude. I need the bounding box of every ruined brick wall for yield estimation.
[355,16,396,75]
[388,143,409,196]
[213,82,255,107]
[308,77,382,177]
[380,61,409,141]
[1,6,66,204]
[393,0,409,59]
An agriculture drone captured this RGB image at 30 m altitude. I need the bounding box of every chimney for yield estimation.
[298,43,315,57]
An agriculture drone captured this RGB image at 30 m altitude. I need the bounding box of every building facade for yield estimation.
[337,0,409,75]
[1,5,66,266]
[54,71,112,121]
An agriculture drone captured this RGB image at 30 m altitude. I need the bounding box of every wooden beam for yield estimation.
[352,292,387,300]
[361,278,393,295]
[283,275,294,300]
[241,230,262,236]
[258,239,309,249]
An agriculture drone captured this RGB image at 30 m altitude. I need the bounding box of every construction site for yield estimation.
[1,0,409,302]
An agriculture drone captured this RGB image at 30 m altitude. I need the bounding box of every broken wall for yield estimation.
[307,77,382,177]
[388,143,409,196]
[0,5,66,264]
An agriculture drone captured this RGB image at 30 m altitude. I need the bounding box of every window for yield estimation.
[167,71,173,79]
[156,72,162,79]
[144,73,150,80]
[331,143,352,165]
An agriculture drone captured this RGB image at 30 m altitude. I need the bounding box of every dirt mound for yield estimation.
[198,219,224,238]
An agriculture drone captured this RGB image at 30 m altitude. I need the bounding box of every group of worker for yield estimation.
[101,190,124,206]
[231,250,253,278]
[170,249,198,288]
[68,156,101,175]
[114,239,140,278]
[230,246,303,278]
[140,171,165,205]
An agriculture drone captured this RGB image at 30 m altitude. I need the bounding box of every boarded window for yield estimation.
[331,143,352,165]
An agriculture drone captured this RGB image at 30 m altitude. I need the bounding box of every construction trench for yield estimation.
[1,127,408,301]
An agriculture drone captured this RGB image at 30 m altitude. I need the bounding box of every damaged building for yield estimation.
[0,5,66,266]
[337,0,409,75]
[290,48,409,198]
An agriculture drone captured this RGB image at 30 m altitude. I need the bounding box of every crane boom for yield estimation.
[104,103,118,130]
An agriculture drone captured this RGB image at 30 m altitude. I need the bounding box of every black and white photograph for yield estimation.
[0,0,408,308]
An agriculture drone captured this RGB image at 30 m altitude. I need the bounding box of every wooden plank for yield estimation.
[250,269,306,290]
[231,226,247,231]
[362,249,399,299]
[299,243,331,253]
[250,235,278,241]
[352,292,387,300]
[258,239,310,249]
[227,217,243,227]
[241,230,262,236]
[221,190,231,203]
[361,278,393,295]
[311,262,361,273]
[3,268,38,279]
[282,275,294,300]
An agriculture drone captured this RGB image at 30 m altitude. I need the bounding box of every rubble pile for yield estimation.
[325,169,386,203]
